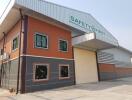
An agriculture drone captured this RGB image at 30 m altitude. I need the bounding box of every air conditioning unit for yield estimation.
[3,53,10,60]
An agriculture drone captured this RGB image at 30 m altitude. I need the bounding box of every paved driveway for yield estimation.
[1,77,132,100]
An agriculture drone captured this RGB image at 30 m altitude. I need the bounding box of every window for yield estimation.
[34,64,49,81]
[12,37,18,50]
[35,33,48,49]
[59,65,69,79]
[59,40,68,52]
[131,58,132,63]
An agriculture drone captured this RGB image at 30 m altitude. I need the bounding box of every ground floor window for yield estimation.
[33,64,49,81]
[59,64,70,79]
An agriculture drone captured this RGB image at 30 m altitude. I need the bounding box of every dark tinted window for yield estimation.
[60,66,69,78]
[35,65,48,80]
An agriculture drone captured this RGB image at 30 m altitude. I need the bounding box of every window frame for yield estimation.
[34,32,48,49]
[33,63,50,82]
[59,64,70,80]
[58,39,68,52]
[12,35,19,52]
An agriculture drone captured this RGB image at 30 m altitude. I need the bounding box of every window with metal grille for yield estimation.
[34,64,49,80]
[59,65,69,78]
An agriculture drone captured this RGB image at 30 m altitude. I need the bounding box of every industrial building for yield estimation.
[0,0,131,93]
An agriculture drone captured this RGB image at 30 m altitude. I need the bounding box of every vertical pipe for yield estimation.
[20,15,28,93]
[0,32,6,87]
[96,51,100,81]
[16,9,23,94]
[72,47,76,85]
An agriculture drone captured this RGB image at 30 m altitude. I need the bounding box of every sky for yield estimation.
[0,0,132,51]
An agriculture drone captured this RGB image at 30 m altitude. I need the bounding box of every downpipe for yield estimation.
[16,9,23,94]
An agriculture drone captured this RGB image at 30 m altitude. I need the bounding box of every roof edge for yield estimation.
[118,45,132,54]
[0,0,15,25]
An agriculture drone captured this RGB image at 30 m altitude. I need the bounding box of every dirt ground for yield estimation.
[1,77,132,100]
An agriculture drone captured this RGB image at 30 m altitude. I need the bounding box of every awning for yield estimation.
[72,33,118,51]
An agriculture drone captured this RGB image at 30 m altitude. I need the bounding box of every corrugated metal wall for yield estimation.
[97,51,115,64]
[98,48,132,67]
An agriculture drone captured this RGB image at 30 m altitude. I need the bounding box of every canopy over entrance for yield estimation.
[72,33,117,51]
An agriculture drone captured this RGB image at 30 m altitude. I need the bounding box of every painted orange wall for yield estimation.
[116,67,132,75]
[27,17,73,59]
[99,63,116,73]
[0,20,22,60]
[99,63,132,74]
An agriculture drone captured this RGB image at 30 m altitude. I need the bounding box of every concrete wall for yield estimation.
[25,56,75,93]
[99,63,132,81]
[0,58,20,90]
[74,48,98,84]
[99,63,117,80]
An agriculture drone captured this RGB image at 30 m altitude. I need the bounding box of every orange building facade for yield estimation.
[0,16,75,93]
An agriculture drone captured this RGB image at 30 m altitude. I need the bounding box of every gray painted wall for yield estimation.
[0,58,20,90]
[0,56,75,93]
[25,56,75,93]
[100,72,132,81]
[99,72,117,80]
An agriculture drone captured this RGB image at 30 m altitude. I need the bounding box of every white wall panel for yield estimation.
[98,48,132,67]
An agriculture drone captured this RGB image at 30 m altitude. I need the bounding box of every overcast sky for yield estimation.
[0,0,132,51]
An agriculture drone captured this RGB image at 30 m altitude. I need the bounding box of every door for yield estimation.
[74,48,98,84]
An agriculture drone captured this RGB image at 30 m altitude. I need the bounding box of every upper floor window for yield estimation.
[35,33,48,49]
[12,36,18,50]
[59,39,68,52]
